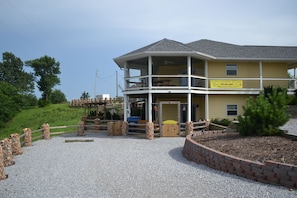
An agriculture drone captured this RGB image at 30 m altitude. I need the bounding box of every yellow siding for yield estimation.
[262,62,287,78]
[208,62,259,78]
[208,61,289,88]
[208,95,251,120]
[262,62,288,88]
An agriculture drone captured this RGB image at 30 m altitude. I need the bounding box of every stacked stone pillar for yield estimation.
[94,118,100,130]
[77,121,85,136]
[0,138,15,167]
[0,145,8,180]
[107,122,114,136]
[42,123,50,140]
[146,122,154,140]
[10,133,22,155]
[121,121,128,136]
[81,116,87,124]
[23,128,32,146]
[185,121,194,136]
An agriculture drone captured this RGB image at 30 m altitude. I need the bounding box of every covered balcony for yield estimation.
[123,56,297,94]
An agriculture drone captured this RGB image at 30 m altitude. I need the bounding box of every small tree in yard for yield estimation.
[238,87,289,136]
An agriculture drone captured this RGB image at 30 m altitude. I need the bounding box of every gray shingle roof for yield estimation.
[123,38,196,57]
[187,39,297,59]
[114,38,297,67]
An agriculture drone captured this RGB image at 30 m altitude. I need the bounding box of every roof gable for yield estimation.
[122,38,195,57]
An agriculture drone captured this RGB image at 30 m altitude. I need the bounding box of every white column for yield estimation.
[205,94,209,120]
[148,56,152,89]
[123,62,130,121]
[259,61,263,90]
[294,67,297,89]
[187,93,191,122]
[124,62,128,89]
[145,98,148,120]
[123,94,128,121]
[187,56,191,89]
[205,60,209,120]
[148,56,153,122]
[148,93,152,122]
[187,56,192,122]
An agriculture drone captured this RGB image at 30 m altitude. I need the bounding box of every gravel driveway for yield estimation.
[0,132,296,198]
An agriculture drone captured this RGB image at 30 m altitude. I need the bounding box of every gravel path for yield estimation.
[280,118,297,136]
[0,132,296,198]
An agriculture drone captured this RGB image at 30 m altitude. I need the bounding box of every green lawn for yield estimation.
[0,103,85,139]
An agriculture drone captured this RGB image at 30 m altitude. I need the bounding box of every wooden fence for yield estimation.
[0,119,207,180]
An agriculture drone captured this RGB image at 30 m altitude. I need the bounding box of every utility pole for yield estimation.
[94,69,98,98]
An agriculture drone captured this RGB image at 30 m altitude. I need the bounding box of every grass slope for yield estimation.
[0,103,85,139]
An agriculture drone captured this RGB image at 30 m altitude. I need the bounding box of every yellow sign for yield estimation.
[210,80,243,88]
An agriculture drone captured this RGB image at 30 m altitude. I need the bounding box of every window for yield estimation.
[226,64,237,76]
[227,105,238,116]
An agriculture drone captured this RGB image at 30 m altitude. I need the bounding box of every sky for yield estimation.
[1,0,297,100]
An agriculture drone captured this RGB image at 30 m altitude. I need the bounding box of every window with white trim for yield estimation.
[226,64,237,76]
[226,104,238,116]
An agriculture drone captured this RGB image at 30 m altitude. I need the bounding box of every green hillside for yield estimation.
[0,103,85,139]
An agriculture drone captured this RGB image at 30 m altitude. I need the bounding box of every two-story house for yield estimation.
[114,39,297,135]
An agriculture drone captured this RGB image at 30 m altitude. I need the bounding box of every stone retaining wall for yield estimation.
[182,133,297,189]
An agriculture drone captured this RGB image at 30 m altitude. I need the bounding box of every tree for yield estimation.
[26,56,61,102]
[50,89,67,104]
[80,91,90,99]
[238,87,289,136]
[0,82,22,127]
[0,52,34,93]
[21,93,38,107]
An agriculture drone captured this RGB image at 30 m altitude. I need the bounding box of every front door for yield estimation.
[159,101,180,136]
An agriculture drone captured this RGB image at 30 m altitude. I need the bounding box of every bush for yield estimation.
[38,99,50,107]
[287,95,297,105]
[238,88,289,136]
[50,89,67,104]
[211,118,231,126]
[21,93,38,107]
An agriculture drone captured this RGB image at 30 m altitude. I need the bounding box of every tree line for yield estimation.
[0,52,67,127]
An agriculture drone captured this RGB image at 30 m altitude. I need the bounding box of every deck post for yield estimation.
[94,118,100,130]
[10,133,22,155]
[23,128,32,146]
[0,138,15,167]
[42,123,50,140]
[121,121,128,136]
[107,121,114,136]
[185,121,193,135]
[0,145,8,180]
[146,122,154,140]
[77,121,85,136]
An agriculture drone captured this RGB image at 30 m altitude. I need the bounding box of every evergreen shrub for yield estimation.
[238,87,289,136]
